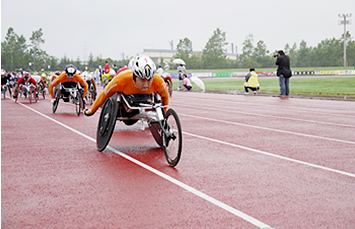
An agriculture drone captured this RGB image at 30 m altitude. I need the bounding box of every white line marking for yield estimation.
[182,131,355,178]
[180,113,355,145]
[175,103,355,128]
[17,102,271,228]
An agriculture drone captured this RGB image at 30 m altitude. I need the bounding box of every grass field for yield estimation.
[183,76,355,96]
[168,66,355,74]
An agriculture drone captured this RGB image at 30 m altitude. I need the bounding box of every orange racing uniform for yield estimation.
[48,72,88,99]
[90,69,169,113]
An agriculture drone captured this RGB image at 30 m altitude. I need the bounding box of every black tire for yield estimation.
[162,108,182,167]
[96,97,118,151]
[29,87,32,104]
[75,92,84,116]
[32,87,37,103]
[2,87,5,99]
[7,85,12,98]
[15,86,20,103]
[53,89,60,113]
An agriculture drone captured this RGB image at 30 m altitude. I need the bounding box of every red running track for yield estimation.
[2,89,355,228]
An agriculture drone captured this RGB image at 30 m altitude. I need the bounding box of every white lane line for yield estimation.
[180,113,355,145]
[183,131,355,178]
[18,102,271,228]
[173,96,355,118]
[174,103,355,128]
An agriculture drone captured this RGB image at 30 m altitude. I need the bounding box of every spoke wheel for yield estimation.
[162,108,182,167]
[2,87,5,99]
[32,87,37,103]
[75,92,84,116]
[53,89,60,113]
[15,86,20,103]
[96,97,118,151]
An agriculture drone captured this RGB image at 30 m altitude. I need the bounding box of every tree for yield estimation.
[29,28,48,71]
[240,33,254,61]
[202,28,228,68]
[174,38,193,65]
[1,27,28,70]
[253,40,272,67]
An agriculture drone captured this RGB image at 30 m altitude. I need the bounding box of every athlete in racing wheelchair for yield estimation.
[48,64,88,115]
[84,54,182,167]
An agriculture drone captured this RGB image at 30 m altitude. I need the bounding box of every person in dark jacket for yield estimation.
[275,50,291,96]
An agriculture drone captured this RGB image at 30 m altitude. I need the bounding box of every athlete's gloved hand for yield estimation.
[51,99,55,103]
[83,108,94,116]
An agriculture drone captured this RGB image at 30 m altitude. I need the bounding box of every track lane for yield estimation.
[2,90,355,228]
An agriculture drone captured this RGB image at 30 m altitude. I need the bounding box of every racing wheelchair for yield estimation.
[53,82,85,116]
[97,92,182,167]
[14,83,37,103]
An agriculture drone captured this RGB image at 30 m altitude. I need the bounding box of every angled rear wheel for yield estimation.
[53,89,60,113]
[97,97,118,151]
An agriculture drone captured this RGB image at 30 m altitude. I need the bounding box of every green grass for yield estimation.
[185,77,355,96]
[167,66,355,74]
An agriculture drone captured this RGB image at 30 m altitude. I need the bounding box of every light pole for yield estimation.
[338,13,352,67]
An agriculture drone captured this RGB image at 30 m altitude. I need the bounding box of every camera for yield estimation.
[273,54,278,58]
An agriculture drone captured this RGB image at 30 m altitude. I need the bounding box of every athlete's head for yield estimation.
[131,55,156,92]
[23,72,31,81]
[1,69,6,76]
[65,64,77,79]
[132,54,156,80]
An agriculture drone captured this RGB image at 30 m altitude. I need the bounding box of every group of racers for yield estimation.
[2,54,173,116]
[1,66,98,103]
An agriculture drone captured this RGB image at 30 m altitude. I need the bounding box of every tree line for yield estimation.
[2,27,355,72]
[1,27,129,72]
[172,29,355,69]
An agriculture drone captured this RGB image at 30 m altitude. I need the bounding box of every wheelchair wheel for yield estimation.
[31,86,37,103]
[2,87,5,99]
[97,97,118,151]
[42,88,45,99]
[53,89,60,113]
[162,108,182,167]
[75,92,84,116]
[14,86,20,103]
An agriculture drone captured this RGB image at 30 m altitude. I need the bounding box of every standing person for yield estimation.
[244,68,260,95]
[181,74,192,91]
[177,64,186,74]
[275,50,292,97]
[177,64,186,91]
[178,70,183,91]
[157,65,163,76]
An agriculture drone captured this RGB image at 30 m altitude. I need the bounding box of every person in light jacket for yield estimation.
[244,68,260,95]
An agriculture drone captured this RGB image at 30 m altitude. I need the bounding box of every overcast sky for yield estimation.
[1,0,354,61]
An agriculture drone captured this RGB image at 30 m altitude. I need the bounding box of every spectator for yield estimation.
[244,68,260,95]
[275,50,292,96]
[156,65,163,76]
[178,70,183,91]
[182,74,192,91]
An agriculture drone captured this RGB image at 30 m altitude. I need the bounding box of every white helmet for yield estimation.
[131,54,156,80]
[128,57,135,69]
